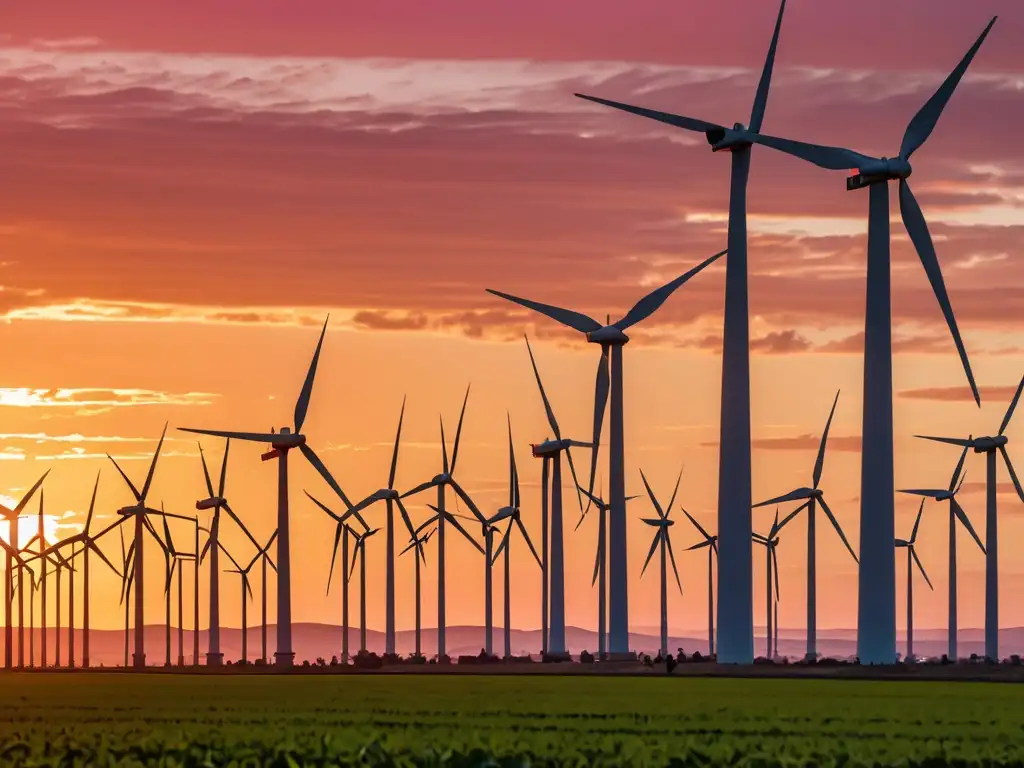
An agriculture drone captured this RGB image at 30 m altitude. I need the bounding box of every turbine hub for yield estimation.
[379,489,400,500]
[585,326,629,345]
[973,435,1007,452]
[709,123,753,153]
[847,156,912,190]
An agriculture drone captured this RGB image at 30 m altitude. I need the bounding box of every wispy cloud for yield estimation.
[0,388,218,415]
[898,384,1023,402]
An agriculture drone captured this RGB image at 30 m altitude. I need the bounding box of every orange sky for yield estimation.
[0,0,1021,637]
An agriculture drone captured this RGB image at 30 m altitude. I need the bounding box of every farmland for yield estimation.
[0,673,1021,766]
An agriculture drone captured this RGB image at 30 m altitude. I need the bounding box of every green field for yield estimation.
[1,673,1021,766]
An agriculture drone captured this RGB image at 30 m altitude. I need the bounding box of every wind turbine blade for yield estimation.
[450,385,471,474]
[161,512,174,555]
[748,0,786,133]
[510,419,521,510]
[524,335,561,441]
[485,289,601,334]
[771,546,780,598]
[348,542,359,582]
[574,93,722,135]
[999,375,1024,436]
[769,507,780,540]
[591,536,602,587]
[911,547,934,591]
[638,469,664,518]
[218,540,242,572]
[179,428,276,444]
[686,540,713,551]
[505,414,515,509]
[613,249,727,331]
[443,512,485,555]
[388,396,406,489]
[399,537,419,557]
[139,423,168,502]
[450,479,488,524]
[300,443,357,510]
[752,488,813,507]
[143,514,168,553]
[165,557,176,595]
[492,529,509,566]
[85,471,100,532]
[222,501,261,551]
[999,446,1024,503]
[640,532,660,577]
[515,518,542,568]
[200,532,213,564]
[950,442,970,492]
[394,497,417,539]
[894,539,909,548]
[107,455,141,502]
[401,479,438,500]
[776,501,809,532]
[914,434,974,448]
[588,346,610,503]
[414,516,440,536]
[680,506,712,541]
[245,574,254,601]
[898,17,997,160]
[218,438,230,499]
[898,489,945,499]
[198,442,215,498]
[951,498,986,554]
[813,390,840,489]
[305,491,341,523]
[666,533,682,594]
[88,539,120,578]
[294,315,329,434]
[819,496,858,563]
[563,448,585,513]
[439,416,449,476]
[665,466,684,518]
[899,179,979,406]
[750,132,873,171]
[910,498,925,544]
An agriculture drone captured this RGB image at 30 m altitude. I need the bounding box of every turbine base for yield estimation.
[131,653,145,668]
[205,652,224,666]
[274,651,295,667]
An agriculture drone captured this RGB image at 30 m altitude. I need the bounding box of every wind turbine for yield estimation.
[487,248,725,657]
[180,316,353,667]
[161,513,197,667]
[338,398,416,657]
[752,509,795,660]
[575,0,787,666]
[307,491,365,663]
[638,468,683,658]
[29,489,50,667]
[900,444,985,660]
[401,385,488,659]
[251,531,277,664]
[349,527,379,655]
[400,525,436,658]
[118,526,132,667]
[915,374,1024,661]
[221,544,255,664]
[748,19,996,664]
[107,423,171,668]
[577,481,638,660]
[752,392,858,659]
[491,417,541,660]
[0,471,48,669]
[191,439,260,665]
[523,336,588,659]
[682,509,718,657]
[895,500,933,662]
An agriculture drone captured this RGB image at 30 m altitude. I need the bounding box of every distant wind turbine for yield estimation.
[349,527,380,655]
[682,510,718,657]
[915,374,1024,660]
[401,386,488,660]
[752,509,794,660]
[577,480,638,660]
[753,392,858,659]
[895,500,933,661]
[252,531,277,664]
[161,512,197,667]
[400,525,436,658]
[900,443,985,660]
[338,398,416,657]
[221,543,255,664]
[487,248,725,657]
[638,468,683,658]
[575,0,787,666]
[180,316,356,667]
[749,18,996,663]
[0,471,48,669]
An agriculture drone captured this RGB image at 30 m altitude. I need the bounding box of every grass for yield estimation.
[0,673,1022,765]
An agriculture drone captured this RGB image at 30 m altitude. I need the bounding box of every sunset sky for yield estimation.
[0,0,1022,642]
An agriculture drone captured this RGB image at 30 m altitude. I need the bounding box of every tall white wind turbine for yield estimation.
[638,469,683,658]
[895,500,933,661]
[338,398,417,657]
[915,375,1024,660]
[748,18,996,663]
[487,248,725,657]
[523,336,588,659]
[180,316,355,667]
[900,444,985,660]
[401,386,487,660]
[575,0,787,666]
[753,392,858,659]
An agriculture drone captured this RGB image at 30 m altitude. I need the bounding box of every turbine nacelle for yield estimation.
[973,435,1008,452]
[847,156,912,191]
[585,326,629,345]
[432,473,450,485]
[374,488,400,501]
[196,497,224,511]
[270,428,305,451]
[708,123,754,153]
[531,439,572,457]
[117,504,145,516]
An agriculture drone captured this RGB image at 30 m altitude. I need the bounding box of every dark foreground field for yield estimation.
[2,674,1021,766]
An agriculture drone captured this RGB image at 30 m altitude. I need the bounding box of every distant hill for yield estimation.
[10,624,1024,666]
